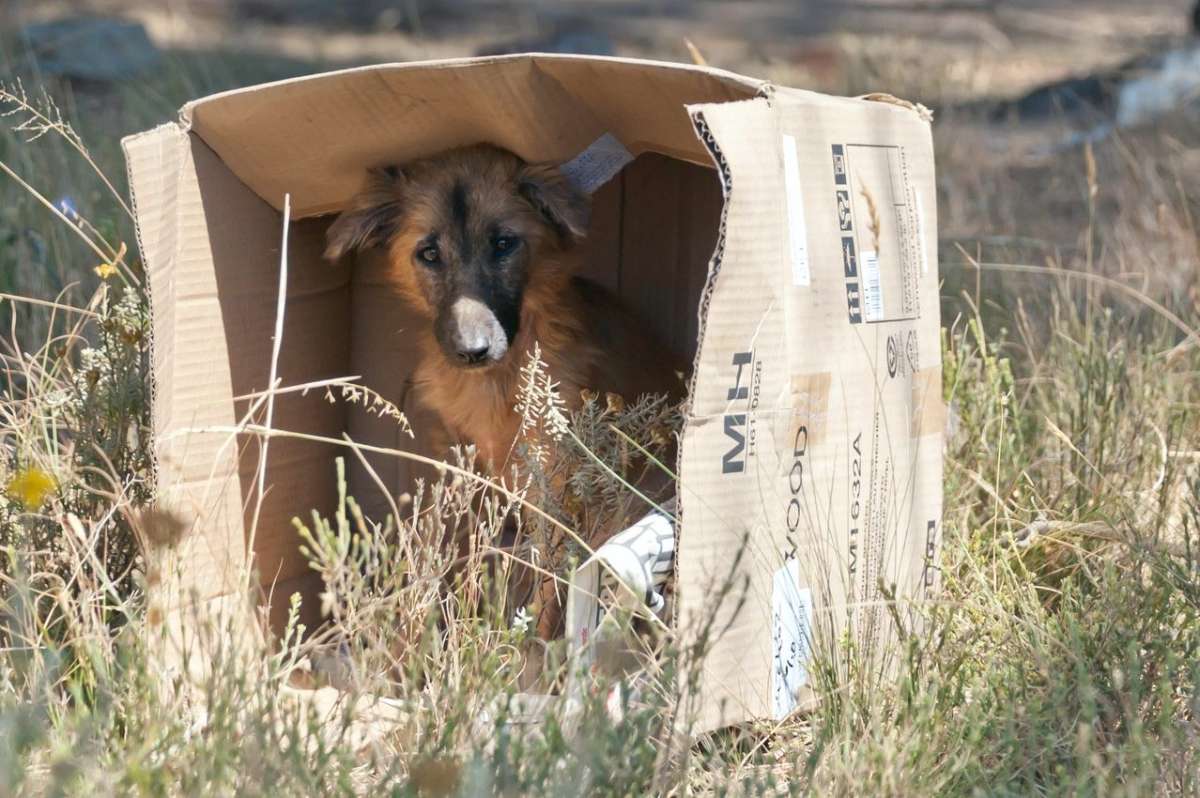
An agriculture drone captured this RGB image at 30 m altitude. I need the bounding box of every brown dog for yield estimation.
[325,144,681,637]
[325,144,680,469]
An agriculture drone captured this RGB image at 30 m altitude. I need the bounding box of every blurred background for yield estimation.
[4,0,1195,105]
[2,1,1200,311]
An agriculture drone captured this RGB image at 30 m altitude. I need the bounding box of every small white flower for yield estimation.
[514,344,571,464]
[42,389,71,410]
[512,606,533,634]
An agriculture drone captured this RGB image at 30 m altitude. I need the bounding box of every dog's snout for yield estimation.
[456,344,491,365]
[442,296,509,367]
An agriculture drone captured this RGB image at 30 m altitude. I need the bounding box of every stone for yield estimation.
[24,17,160,82]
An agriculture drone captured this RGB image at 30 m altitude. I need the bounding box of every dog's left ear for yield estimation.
[517,163,590,243]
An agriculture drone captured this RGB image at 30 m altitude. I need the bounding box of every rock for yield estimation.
[24,17,160,82]
[1002,42,1200,158]
[999,73,1118,124]
[1114,46,1200,128]
[971,3,1200,127]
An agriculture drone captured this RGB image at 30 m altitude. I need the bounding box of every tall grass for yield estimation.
[1,46,1199,795]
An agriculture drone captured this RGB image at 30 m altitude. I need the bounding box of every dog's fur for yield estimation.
[325,144,682,472]
[325,145,683,644]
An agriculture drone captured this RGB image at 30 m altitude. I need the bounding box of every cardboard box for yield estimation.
[122,54,942,732]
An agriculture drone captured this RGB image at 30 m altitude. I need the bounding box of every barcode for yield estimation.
[862,250,883,322]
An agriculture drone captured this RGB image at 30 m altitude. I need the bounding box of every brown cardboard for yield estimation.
[677,86,941,728]
[122,54,941,732]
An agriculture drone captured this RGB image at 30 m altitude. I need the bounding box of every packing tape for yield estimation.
[790,371,831,447]
[911,366,945,438]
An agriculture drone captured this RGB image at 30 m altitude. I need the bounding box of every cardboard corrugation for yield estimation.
[678,97,793,725]
[121,54,942,733]
[125,126,245,600]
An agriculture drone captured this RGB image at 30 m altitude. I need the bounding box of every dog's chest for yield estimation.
[416,347,589,471]
[417,362,520,468]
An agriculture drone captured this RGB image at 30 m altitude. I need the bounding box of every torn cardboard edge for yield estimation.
[859,92,935,122]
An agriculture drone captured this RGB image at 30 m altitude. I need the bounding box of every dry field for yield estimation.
[2,1,1200,794]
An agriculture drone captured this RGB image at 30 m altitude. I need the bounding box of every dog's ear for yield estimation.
[517,163,590,243]
[324,166,406,261]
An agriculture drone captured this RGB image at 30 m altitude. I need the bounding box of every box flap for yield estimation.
[677,87,942,731]
[177,55,762,218]
[123,123,249,601]
[123,126,351,620]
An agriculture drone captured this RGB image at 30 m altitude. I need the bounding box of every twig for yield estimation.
[1013,519,1191,559]
[0,292,99,318]
[607,423,678,482]
[247,194,291,592]
[340,432,402,533]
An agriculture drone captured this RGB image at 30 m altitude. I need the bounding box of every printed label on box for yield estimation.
[771,558,812,719]
[831,143,921,324]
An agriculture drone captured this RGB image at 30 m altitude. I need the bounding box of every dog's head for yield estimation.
[324,145,589,368]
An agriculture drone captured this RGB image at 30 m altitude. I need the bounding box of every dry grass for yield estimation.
[1,24,1200,796]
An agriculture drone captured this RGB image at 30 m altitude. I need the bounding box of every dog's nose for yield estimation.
[456,344,490,365]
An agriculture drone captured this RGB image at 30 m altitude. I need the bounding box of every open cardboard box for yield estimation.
[122,54,943,733]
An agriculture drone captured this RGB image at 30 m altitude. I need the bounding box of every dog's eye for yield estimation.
[416,245,440,265]
[493,236,520,256]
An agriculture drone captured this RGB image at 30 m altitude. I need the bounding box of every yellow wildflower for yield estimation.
[6,468,55,509]
[94,242,126,280]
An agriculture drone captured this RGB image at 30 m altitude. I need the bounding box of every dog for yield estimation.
[324,143,683,639]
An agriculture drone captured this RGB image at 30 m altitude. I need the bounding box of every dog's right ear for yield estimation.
[517,162,590,243]
[324,166,406,261]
